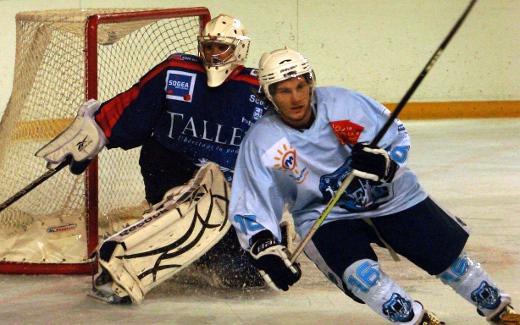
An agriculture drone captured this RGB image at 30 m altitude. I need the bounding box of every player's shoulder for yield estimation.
[316,86,388,122]
[317,86,377,107]
[242,111,281,146]
[316,86,359,99]
[228,66,260,86]
[165,53,205,72]
[167,53,201,63]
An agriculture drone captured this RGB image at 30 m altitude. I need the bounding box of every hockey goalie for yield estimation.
[34,13,274,303]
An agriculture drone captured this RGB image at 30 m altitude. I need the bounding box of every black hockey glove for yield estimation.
[69,158,93,175]
[351,143,398,182]
[249,230,301,291]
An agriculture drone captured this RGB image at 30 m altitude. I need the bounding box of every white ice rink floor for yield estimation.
[1,118,519,324]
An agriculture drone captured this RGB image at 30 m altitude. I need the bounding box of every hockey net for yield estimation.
[0,8,211,274]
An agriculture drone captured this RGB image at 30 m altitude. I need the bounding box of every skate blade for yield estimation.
[87,289,132,305]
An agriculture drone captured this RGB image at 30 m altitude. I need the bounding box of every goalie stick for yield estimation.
[0,160,69,213]
[290,0,479,264]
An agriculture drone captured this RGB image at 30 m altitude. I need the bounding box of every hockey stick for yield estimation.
[0,160,69,213]
[290,0,478,263]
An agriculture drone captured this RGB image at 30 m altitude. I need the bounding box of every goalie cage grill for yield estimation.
[0,7,211,274]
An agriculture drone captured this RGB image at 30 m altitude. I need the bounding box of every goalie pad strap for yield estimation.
[95,162,231,303]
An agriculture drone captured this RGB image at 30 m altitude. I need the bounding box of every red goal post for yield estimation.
[0,8,211,274]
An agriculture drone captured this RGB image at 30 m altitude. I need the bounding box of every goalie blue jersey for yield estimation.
[94,53,266,183]
[230,87,428,249]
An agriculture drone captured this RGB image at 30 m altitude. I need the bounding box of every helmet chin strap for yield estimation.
[310,88,317,115]
[299,92,317,129]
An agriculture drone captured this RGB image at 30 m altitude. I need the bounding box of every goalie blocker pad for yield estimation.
[94,162,231,303]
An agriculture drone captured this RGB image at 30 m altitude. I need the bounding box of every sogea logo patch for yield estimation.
[165,70,196,102]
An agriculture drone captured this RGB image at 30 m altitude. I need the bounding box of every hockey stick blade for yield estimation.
[290,0,478,264]
[0,160,68,213]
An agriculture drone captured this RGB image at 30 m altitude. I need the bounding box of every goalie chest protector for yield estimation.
[95,53,266,182]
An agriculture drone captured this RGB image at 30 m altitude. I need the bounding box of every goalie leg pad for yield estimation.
[92,162,231,303]
[89,264,133,304]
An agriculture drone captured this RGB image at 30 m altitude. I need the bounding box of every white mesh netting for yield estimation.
[0,8,207,268]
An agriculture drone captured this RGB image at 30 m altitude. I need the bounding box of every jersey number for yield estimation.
[347,260,380,293]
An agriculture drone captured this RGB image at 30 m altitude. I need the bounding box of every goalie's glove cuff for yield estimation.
[249,230,301,291]
[351,143,398,183]
[36,99,106,174]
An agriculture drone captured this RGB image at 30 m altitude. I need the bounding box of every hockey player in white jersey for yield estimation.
[229,47,520,324]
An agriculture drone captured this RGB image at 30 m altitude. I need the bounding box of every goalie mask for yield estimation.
[258,47,316,112]
[198,14,251,87]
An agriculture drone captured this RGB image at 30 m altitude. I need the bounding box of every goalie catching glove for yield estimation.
[249,230,301,291]
[350,143,398,182]
[35,99,106,174]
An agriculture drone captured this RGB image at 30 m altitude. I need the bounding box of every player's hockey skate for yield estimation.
[417,309,445,325]
[88,285,132,305]
[489,305,520,325]
[88,267,132,304]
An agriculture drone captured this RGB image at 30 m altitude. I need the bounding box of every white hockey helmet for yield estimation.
[258,47,315,107]
[198,14,251,87]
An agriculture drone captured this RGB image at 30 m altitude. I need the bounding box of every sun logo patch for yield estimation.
[275,144,300,172]
[263,138,308,184]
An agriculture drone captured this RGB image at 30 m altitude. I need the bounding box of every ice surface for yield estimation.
[1,118,519,324]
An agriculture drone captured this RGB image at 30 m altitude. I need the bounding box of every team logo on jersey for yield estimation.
[248,93,265,120]
[329,120,364,145]
[253,107,264,120]
[262,137,308,184]
[165,70,196,102]
[319,158,392,212]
